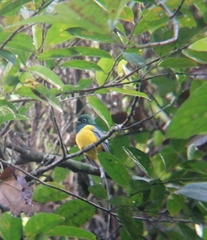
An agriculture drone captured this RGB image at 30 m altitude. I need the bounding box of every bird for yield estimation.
[75,114,109,179]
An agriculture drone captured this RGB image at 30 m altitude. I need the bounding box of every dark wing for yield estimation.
[92,127,109,152]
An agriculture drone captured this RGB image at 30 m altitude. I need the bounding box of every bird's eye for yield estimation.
[82,118,87,123]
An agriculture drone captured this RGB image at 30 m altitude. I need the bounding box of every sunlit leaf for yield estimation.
[96,58,115,85]
[183,49,207,64]
[189,37,207,52]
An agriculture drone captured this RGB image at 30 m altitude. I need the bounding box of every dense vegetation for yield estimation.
[0,0,207,239]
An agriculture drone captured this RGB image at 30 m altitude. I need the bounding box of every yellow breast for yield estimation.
[76,125,103,160]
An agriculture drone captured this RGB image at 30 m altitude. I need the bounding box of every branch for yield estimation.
[5,142,102,177]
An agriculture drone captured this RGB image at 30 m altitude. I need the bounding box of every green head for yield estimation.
[76,114,96,133]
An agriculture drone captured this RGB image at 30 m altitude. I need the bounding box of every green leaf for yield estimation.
[24,213,64,239]
[33,84,62,112]
[0,100,28,126]
[167,194,184,216]
[96,58,115,85]
[178,223,201,240]
[118,207,142,239]
[177,182,207,202]
[53,167,70,183]
[167,82,207,139]
[110,136,130,163]
[16,86,42,101]
[182,49,207,64]
[122,52,146,67]
[98,152,131,188]
[189,37,207,52]
[134,7,168,35]
[87,96,113,128]
[15,15,61,26]
[149,179,165,211]
[72,46,111,58]
[55,200,95,227]
[61,60,103,71]
[32,25,42,51]
[120,227,134,240]
[0,0,32,15]
[109,196,133,207]
[33,182,68,202]
[7,33,35,53]
[0,212,23,240]
[63,78,93,92]
[100,0,129,22]
[46,226,96,239]
[123,147,152,177]
[127,180,151,207]
[0,50,16,64]
[106,87,150,100]
[55,0,110,34]
[119,6,134,22]
[38,48,79,60]
[67,27,118,42]
[160,57,197,68]
[27,65,64,89]
[45,23,74,46]
[9,48,31,65]
[88,184,108,199]
[180,160,207,175]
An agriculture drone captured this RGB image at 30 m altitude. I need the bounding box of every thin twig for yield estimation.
[50,108,67,157]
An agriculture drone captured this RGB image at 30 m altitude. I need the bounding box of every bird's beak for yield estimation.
[75,118,81,124]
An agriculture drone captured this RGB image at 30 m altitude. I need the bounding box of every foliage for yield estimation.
[0,0,207,239]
